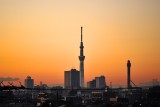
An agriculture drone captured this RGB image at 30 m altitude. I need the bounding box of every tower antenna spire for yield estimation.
[81,26,83,42]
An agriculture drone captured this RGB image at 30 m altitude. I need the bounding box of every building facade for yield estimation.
[24,76,34,88]
[87,76,106,89]
[87,79,96,88]
[64,69,80,89]
[95,76,106,88]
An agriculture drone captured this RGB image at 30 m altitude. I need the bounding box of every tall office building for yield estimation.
[79,27,85,88]
[87,76,106,89]
[65,71,71,88]
[64,69,80,89]
[127,60,131,89]
[24,76,34,88]
[87,79,96,88]
[95,76,106,88]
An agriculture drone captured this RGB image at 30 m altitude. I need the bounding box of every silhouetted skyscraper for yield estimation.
[79,27,85,88]
[24,76,34,88]
[87,79,96,88]
[64,69,80,89]
[127,60,131,89]
[87,76,106,89]
[95,76,106,88]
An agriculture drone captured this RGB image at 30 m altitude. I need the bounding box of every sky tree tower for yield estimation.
[79,27,85,88]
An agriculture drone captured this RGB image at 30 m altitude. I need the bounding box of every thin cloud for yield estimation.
[0,77,19,81]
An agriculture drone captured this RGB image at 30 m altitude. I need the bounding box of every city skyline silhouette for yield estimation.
[0,0,160,87]
[1,1,160,107]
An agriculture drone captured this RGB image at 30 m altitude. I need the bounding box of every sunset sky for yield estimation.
[0,0,160,87]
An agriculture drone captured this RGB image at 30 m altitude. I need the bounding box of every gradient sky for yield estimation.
[0,0,160,87]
